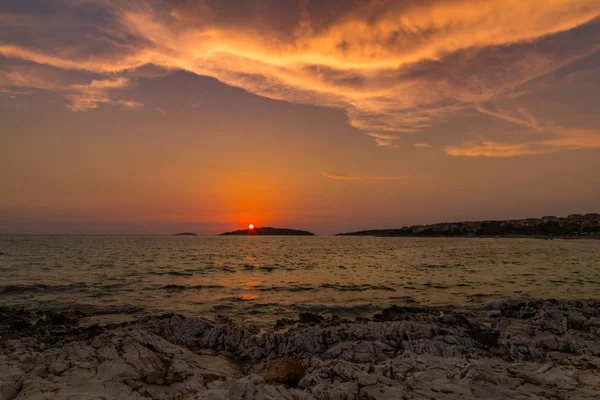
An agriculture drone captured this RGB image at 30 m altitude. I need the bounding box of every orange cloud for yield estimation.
[0,88,33,98]
[446,129,600,157]
[474,106,544,131]
[0,66,141,111]
[1,0,599,154]
[366,132,401,147]
[66,77,142,111]
[0,44,151,74]
[322,172,361,180]
[322,172,410,181]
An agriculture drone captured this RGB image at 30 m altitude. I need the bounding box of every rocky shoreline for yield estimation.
[1,299,600,399]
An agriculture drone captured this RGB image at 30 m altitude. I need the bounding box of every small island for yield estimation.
[220,226,314,236]
[173,232,198,236]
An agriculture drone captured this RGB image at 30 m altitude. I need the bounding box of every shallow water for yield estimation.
[1,235,599,327]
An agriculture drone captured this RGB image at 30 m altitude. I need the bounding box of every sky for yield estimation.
[1,0,600,235]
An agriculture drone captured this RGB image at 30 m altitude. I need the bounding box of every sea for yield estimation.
[1,235,599,328]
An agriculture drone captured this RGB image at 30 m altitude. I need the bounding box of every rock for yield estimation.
[533,335,560,350]
[325,341,391,363]
[2,300,600,399]
[357,372,378,387]
[259,357,306,385]
[47,362,68,375]
[0,327,240,399]
[579,372,600,388]
[274,318,297,330]
[299,313,324,325]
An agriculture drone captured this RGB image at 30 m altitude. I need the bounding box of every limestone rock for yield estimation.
[259,357,306,385]
[2,299,600,399]
[0,327,239,400]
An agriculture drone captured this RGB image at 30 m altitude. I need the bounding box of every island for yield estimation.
[173,232,198,236]
[220,226,315,236]
[336,213,600,238]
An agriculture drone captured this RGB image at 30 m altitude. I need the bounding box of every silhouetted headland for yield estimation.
[220,227,314,236]
[336,213,600,238]
[173,232,198,236]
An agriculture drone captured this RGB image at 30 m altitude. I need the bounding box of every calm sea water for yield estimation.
[1,235,599,327]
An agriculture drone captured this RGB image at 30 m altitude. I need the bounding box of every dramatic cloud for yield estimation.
[1,0,599,155]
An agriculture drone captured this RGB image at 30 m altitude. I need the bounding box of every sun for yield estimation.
[248,224,254,230]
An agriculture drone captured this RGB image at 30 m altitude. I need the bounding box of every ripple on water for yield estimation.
[2,236,600,328]
[148,271,194,277]
[160,284,225,291]
[0,283,88,295]
[320,283,395,291]
[293,303,374,315]
[95,283,127,290]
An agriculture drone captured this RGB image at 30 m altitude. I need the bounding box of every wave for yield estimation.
[479,298,527,310]
[161,284,224,291]
[255,285,315,292]
[320,283,395,292]
[94,283,127,290]
[293,303,374,314]
[0,283,88,295]
[253,283,396,293]
[423,283,449,289]
[215,297,246,303]
[249,302,282,309]
[148,271,194,277]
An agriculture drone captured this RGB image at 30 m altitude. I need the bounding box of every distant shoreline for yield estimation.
[335,212,600,238]
[336,234,600,239]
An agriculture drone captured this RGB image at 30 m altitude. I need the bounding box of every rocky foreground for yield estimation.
[1,300,600,399]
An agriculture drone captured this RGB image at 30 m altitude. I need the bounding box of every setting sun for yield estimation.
[2,1,600,397]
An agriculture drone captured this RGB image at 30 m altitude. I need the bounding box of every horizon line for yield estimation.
[1,212,597,236]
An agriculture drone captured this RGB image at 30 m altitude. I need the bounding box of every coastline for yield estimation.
[2,299,599,399]
[337,234,600,240]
